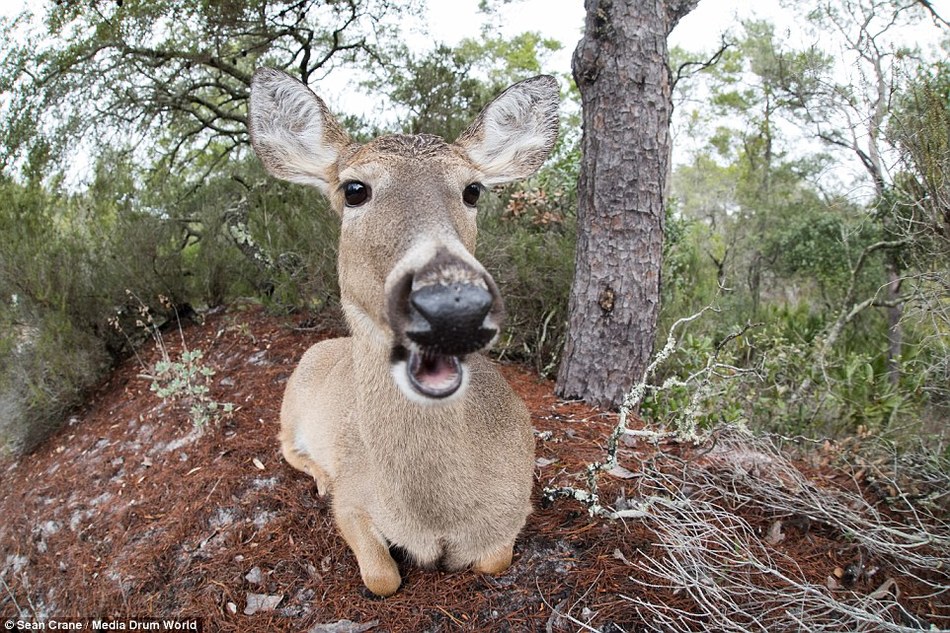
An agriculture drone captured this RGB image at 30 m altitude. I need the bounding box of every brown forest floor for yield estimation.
[0,304,946,632]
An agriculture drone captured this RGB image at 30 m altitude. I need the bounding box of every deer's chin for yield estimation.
[390,346,469,404]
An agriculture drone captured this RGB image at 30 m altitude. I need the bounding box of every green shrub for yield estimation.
[0,158,193,452]
[244,177,340,312]
[640,307,928,440]
[0,308,108,455]
[478,179,576,377]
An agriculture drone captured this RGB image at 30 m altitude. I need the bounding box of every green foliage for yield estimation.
[371,31,562,139]
[0,157,184,452]
[245,177,341,312]
[762,198,884,298]
[886,60,950,416]
[148,348,233,429]
[642,307,925,438]
[152,158,341,313]
[0,307,108,455]
[659,175,931,437]
[479,195,575,377]
[456,31,562,85]
[0,0,421,174]
[660,16,948,442]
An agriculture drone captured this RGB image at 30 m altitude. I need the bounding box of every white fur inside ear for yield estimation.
[248,68,347,192]
[458,75,560,186]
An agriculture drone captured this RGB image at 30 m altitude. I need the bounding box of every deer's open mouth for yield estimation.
[406,349,462,398]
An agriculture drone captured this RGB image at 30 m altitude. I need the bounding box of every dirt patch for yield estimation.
[1,305,946,631]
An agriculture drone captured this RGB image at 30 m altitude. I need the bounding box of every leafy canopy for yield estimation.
[0,0,422,178]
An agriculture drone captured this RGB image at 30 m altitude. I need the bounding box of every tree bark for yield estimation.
[556,0,699,409]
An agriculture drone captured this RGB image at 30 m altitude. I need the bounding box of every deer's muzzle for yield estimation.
[387,249,503,400]
[406,283,495,355]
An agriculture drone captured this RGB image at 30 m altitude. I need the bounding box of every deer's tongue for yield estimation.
[407,349,462,398]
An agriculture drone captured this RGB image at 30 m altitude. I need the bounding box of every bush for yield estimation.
[639,303,929,440]
[0,309,108,455]
[0,157,198,453]
[478,173,576,377]
[243,177,340,312]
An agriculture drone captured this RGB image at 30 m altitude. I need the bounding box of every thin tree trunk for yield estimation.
[748,252,762,320]
[885,259,902,386]
[556,0,699,409]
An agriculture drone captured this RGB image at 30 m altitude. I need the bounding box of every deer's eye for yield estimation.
[343,181,370,207]
[463,183,481,207]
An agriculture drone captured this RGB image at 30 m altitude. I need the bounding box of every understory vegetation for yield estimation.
[0,0,947,463]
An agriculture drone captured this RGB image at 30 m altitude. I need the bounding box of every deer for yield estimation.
[247,67,559,597]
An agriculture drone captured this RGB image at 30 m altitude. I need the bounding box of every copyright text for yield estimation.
[3,620,201,632]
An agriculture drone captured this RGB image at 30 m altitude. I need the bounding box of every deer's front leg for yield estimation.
[333,504,401,597]
[280,442,331,496]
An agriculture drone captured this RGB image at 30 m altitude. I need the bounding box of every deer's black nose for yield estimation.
[406,283,495,355]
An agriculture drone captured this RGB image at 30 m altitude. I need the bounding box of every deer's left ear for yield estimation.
[455,75,560,186]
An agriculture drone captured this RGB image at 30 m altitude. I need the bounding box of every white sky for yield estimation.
[2,0,947,70]
[2,0,948,189]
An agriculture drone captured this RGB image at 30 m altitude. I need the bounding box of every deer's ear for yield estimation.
[248,67,351,193]
[455,75,560,186]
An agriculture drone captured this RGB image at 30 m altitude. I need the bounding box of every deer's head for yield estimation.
[248,68,559,403]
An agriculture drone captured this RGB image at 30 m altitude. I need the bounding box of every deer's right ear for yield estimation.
[248,68,350,193]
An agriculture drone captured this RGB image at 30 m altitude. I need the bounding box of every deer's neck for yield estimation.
[345,313,465,438]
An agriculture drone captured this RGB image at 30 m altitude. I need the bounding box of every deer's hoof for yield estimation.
[473,545,514,575]
[361,564,402,598]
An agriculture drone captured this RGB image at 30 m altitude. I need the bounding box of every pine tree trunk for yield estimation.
[556,0,699,409]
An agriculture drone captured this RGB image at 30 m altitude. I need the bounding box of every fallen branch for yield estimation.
[543,307,759,518]
[614,429,949,632]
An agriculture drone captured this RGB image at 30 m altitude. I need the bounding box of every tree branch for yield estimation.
[116,44,252,86]
[671,36,732,91]
[915,0,950,27]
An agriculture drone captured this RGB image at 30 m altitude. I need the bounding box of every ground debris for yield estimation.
[0,306,945,632]
[244,592,283,615]
[244,565,263,585]
[308,619,379,633]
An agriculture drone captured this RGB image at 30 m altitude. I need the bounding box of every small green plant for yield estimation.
[147,348,234,428]
[112,292,233,429]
